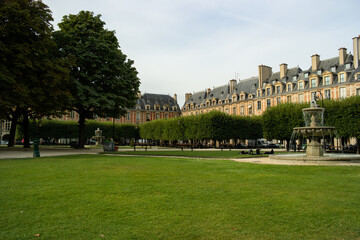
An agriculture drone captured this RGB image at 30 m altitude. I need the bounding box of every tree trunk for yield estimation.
[22,111,30,148]
[7,109,21,147]
[7,119,17,147]
[78,113,86,149]
[286,139,290,152]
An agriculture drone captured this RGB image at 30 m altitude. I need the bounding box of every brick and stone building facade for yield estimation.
[61,92,181,124]
[182,36,360,117]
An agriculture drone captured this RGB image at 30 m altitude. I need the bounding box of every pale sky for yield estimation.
[43,0,360,106]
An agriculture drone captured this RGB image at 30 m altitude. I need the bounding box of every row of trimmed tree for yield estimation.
[139,111,263,145]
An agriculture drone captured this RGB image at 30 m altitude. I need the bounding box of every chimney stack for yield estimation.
[339,48,347,65]
[173,93,177,102]
[137,91,141,98]
[229,79,237,93]
[280,63,288,79]
[311,54,320,71]
[206,88,211,97]
[353,36,360,69]
[258,65,272,87]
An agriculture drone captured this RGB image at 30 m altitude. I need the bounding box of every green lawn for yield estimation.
[1,155,359,239]
[104,150,269,158]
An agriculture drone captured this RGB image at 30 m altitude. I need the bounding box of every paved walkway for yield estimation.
[0,147,102,159]
[1,147,359,166]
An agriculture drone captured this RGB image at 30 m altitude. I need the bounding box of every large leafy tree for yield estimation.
[53,11,140,148]
[0,0,71,147]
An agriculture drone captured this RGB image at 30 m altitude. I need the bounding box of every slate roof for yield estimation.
[133,93,180,112]
[183,51,360,109]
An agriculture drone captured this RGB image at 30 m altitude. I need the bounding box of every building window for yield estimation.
[304,73,309,78]
[293,76,297,81]
[257,101,261,110]
[287,84,292,92]
[165,113,169,119]
[298,94,304,103]
[357,88,360,96]
[331,67,336,72]
[317,70,322,75]
[249,106,253,115]
[146,113,150,121]
[225,108,229,114]
[287,95,291,102]
[126,113,130,120]
[311,92,317,101]
[339,73,345,83]
[339,87,346,99]
[298,81,303,90]
[232,107,236,115]
[324,89,331,99]
[276,97,281,105]
[324,76,330,86]
[70,111,75,119]
[240,106,244,116]
[266,88,270,96]
[156,113,160,119]
[136,105,140,110]
[240,95,245,100]
[257,90,261,97]
[345,63,351,69]
[276,86,280,94]
[136,112,140,121]
[266,99,271,108]
[311,78,317,88]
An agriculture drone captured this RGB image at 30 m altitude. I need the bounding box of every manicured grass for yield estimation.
[104,150,269,158]
[1,155,360,239]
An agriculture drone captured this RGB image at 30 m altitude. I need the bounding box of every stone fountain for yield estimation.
[270,100,360,163]
[292,100,336,158]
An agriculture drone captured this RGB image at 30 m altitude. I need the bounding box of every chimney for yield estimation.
[229,79,237,93]
[185,93,189,102]
[258,65,272,87]
[173,93,177,102]
[353,36,360,69]
[311,54,320,71]
[280,63,288,79]
[339,48,347,65]
[206,88,211,97]
[137,91,141,98]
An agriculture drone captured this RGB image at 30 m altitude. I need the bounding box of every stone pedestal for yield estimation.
[306,140,324,157]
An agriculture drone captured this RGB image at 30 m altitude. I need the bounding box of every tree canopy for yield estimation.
[53,11,140,148]
[0,0,71,147]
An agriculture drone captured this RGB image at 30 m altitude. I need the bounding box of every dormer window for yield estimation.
[317,70,322,75]
[276,85,281,94]
[339,73,345,83]
[298,81,304,90]
[257,90,261,97]
[331,66,336,72]
[272,80,276,85]
[304,73,309,78]
[292,76,297,81]
[324,76,330,86]
[266,88,270,96]
[345,63,351,69]
[310,78,317,88]
[287,84,292,92]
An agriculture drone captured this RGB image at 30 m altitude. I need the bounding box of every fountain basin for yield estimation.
[293,126,336,137]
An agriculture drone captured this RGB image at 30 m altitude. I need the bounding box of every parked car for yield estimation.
[235,143,248,149]
[267,143,280,148]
